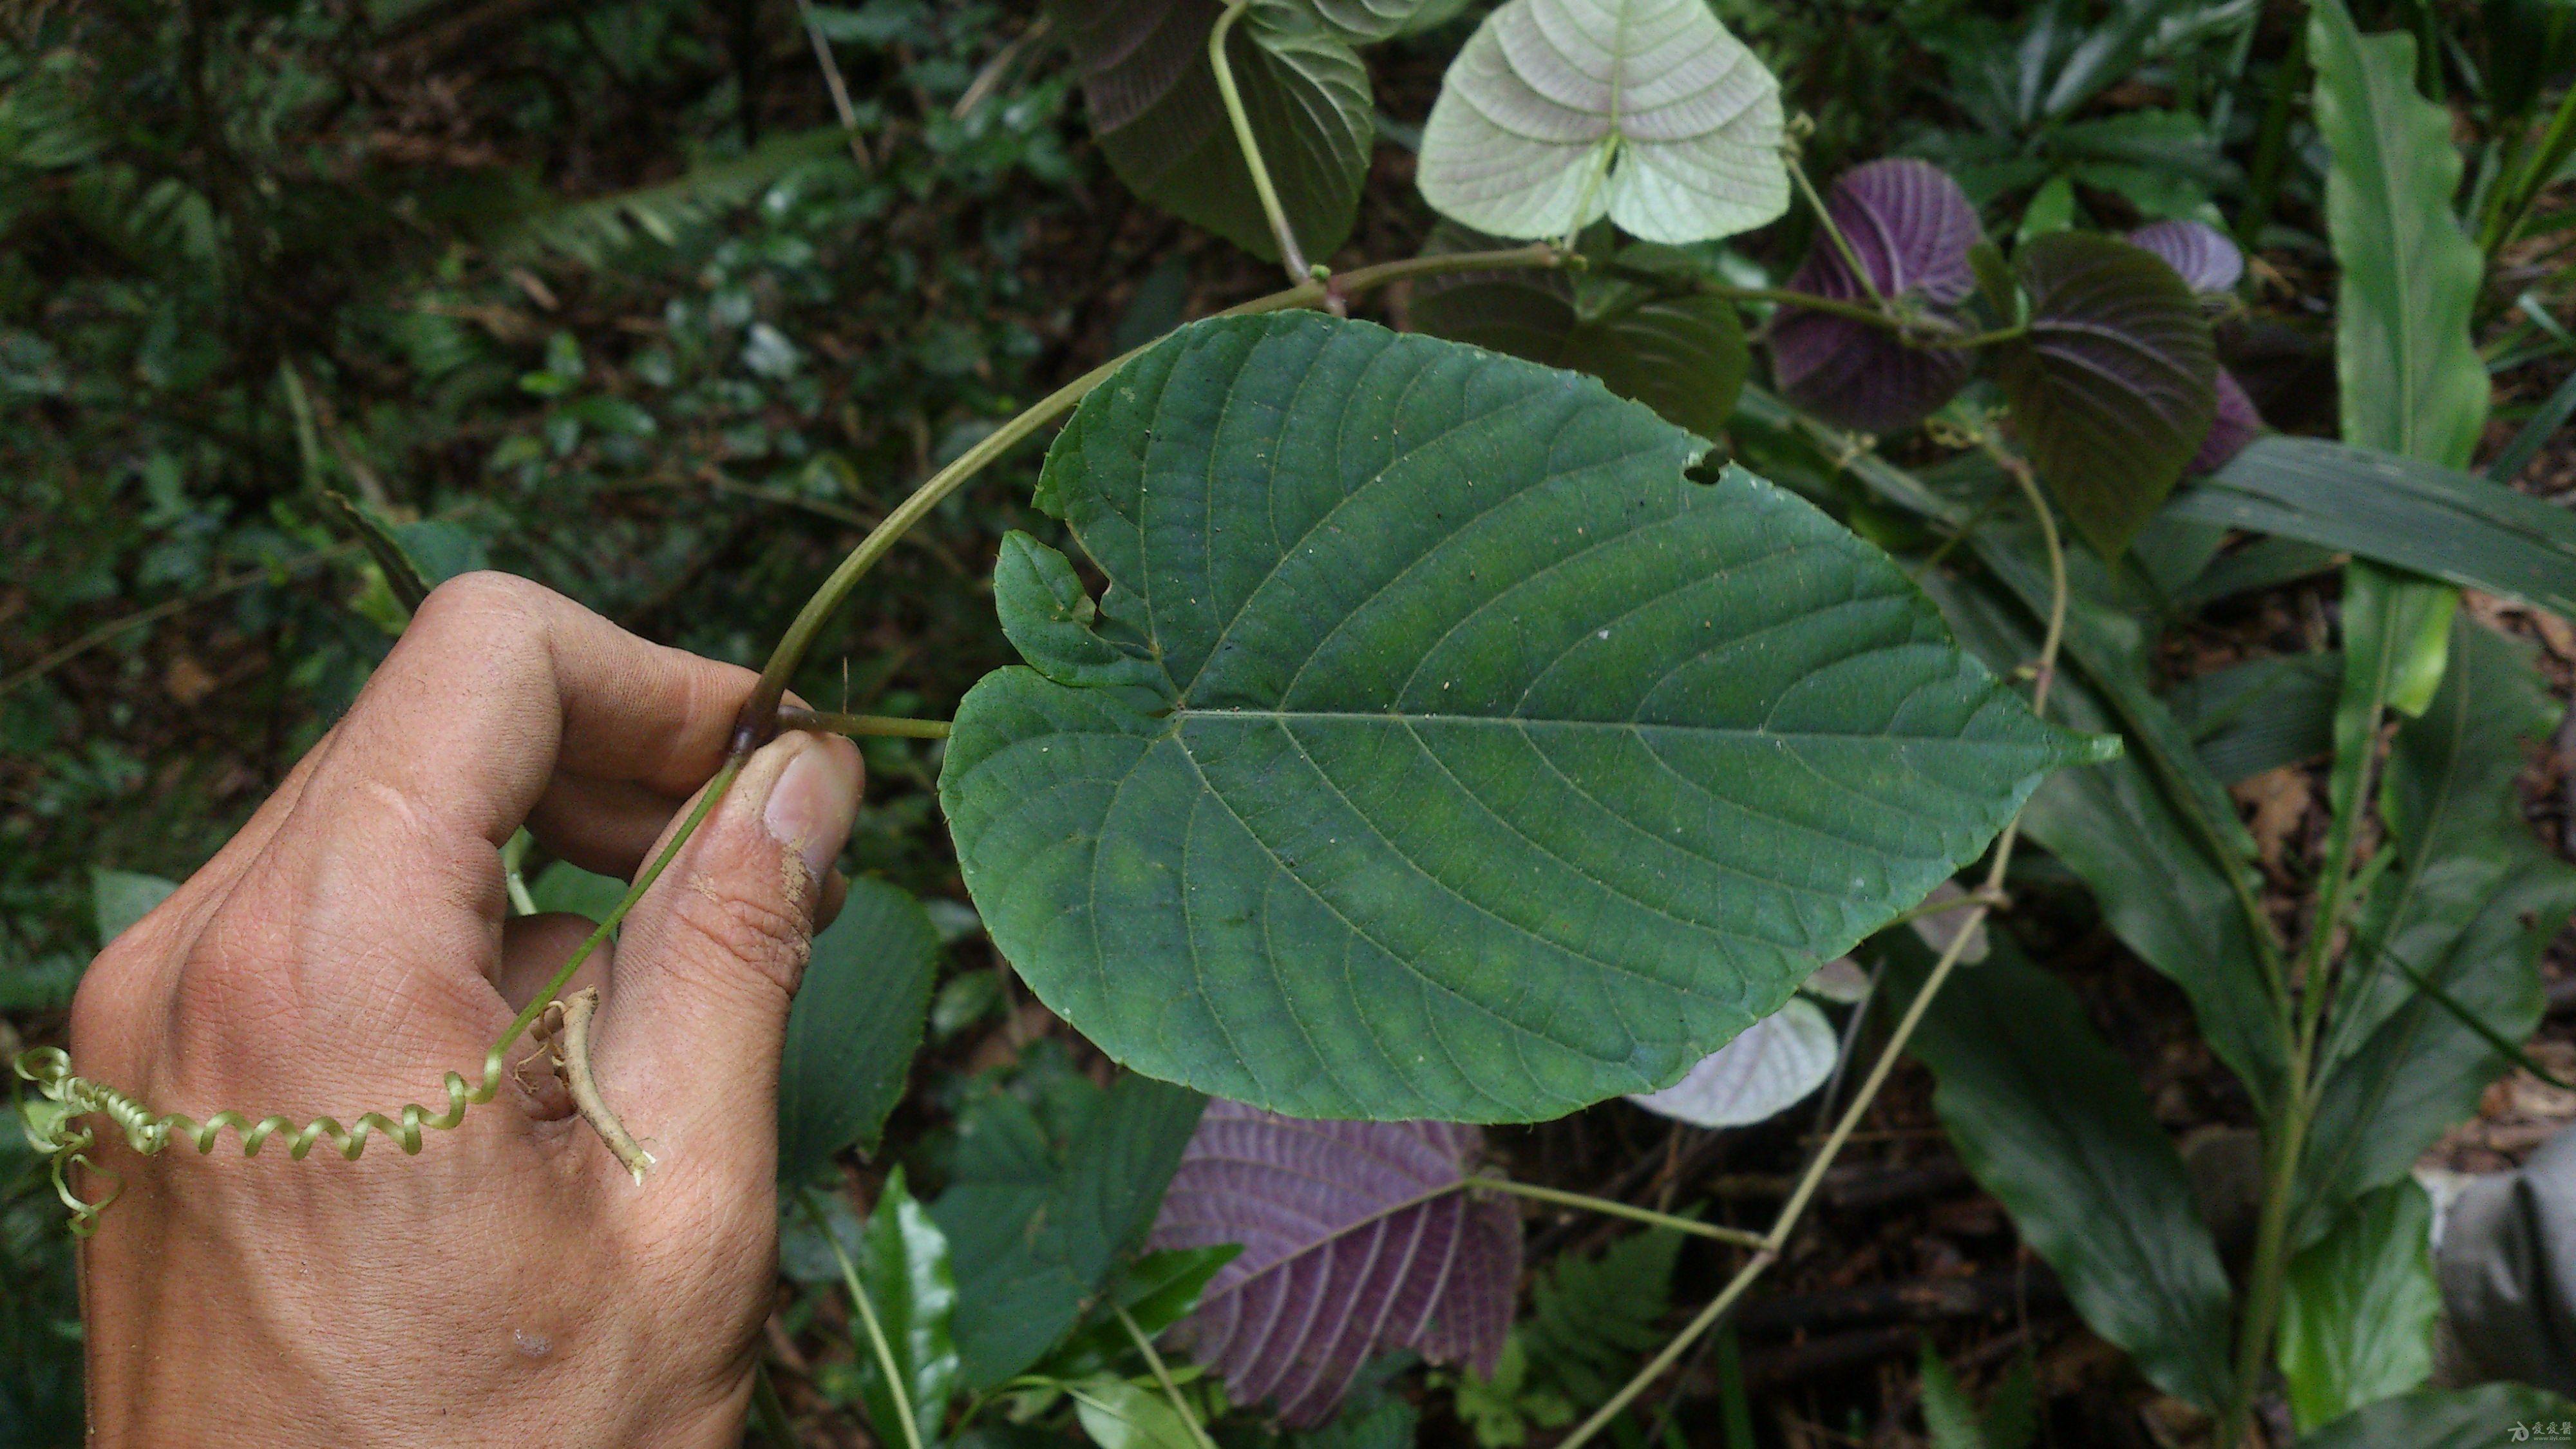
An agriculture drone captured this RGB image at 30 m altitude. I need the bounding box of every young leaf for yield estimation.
[2292,1383,2576,1447]
[1416,0,1788,244]
[1150,1104,1520,1427]
[776,878,942,1186]
[1992,232,2217,556]
[1888,934,2238,1412]
[1624,997,1838,1128]
[941,312,2110,1124]
[1048,0,1370,265]
[2169,438,2576,617]
[319,491,433,614]
[1073,1378,1204,1449]
[835,1170,963,1449]
[1919,1342,1985,1449]
[1410,226,1750,437]
[1768,160,1982,433]
[930,1074,1208,1388]
[2277,1180,2440,1432]
[2309,0,2487,471]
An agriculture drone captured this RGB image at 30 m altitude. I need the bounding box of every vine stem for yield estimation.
[1207,0,1309,285]
[1117,1305,1221,1449]
[1786,154,1888,310]
[1557,455,2069,1449]
[802,1187,927,1449]
[1472,1177,1768,1249]
[775,707,951,739]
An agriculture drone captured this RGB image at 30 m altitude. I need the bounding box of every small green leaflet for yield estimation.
[940,312,2110,1122]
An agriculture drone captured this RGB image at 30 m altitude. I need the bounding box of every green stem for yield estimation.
[733,245,1567,744]
[753,1362,802,1447]
[1472,1177,1770,1249]
[1117,1305,1221,1449]
[775,708,951,739]
[1558,455,2070,1449]
[1208,0,1309,283]
[802,1188,927,1449]
[1788,155,1888,308]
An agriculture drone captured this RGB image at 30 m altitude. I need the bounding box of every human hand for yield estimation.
[66,573,864,1448]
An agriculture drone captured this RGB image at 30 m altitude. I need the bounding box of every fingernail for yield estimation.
[762,741,861,884]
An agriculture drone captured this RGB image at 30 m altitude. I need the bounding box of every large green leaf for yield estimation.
[777,878,942,1186]
[2295,1383,2576,1447]
[1048,0,1371,265]
[1416,0,1788,244]
[1409,227,1749,437]
[1888,934,2238,1412]
[2277,1180,2439,1434]
[2299,622,2576,1228]
[2168,437,2576,616]
[1991,232,2217,557]
[2309,0,2486,471]
[929,1072,1206,1388]
[942,312,2108,1122]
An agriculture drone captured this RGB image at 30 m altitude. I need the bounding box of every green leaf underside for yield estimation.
[1050,0,1371,265]
[777,878,943,1185]
[942,312,2107,1122]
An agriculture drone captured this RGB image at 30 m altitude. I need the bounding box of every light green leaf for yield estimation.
[1889,934,2238,1412]
[1074,1378,1204,1449]
[1920,1342,1986,1449]
[1410,226,1750,437]
[2168,437,2576,616]
[1299,0,1444,42]
[1416,0,1788,244]
[1990,232,2217,557]
[929,1073,1206,1388]
[836,1170,963,1448]
[2278,1180,2440,1432]
[90,868,176,948]
[2293,1383,2576,1447]
[1049,0,1370,264]
[2309,0,2486,471]
[943,312,2108,1123]
[777,878,942,1185]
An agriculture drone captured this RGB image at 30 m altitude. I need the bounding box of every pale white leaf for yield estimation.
[1908,880,1989,963]
[1416,0,1788,244]
[1800,956,1872,1003]
[1625,998,1839,1128]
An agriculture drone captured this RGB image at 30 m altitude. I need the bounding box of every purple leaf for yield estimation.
[2195,366,2263,473]
[2121,223,2264,471]
[1150,1103,1520,1427]
[1770,159,1984,433]
[2125,220,2244,296]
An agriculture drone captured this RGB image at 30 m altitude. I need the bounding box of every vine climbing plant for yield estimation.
[39,0,2504,1442]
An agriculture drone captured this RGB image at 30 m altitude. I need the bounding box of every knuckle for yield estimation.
[408,570,546,643]
[659,882,811,995]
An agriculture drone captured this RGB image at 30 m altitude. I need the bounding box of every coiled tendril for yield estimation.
[8,755,740,1237]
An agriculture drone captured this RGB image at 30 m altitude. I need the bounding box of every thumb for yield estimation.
[592,729,863,1184]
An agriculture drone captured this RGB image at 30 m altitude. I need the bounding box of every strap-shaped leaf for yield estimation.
[1150,1104,1519,1426]
[2168,436,2576,616]
[1416,0,1788,244]
[1993,232,2217,557]
[1049,0,1371,264]
[1410,225,1748,437]
[941,312,2110,1122]
[2309,0,2486,471]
